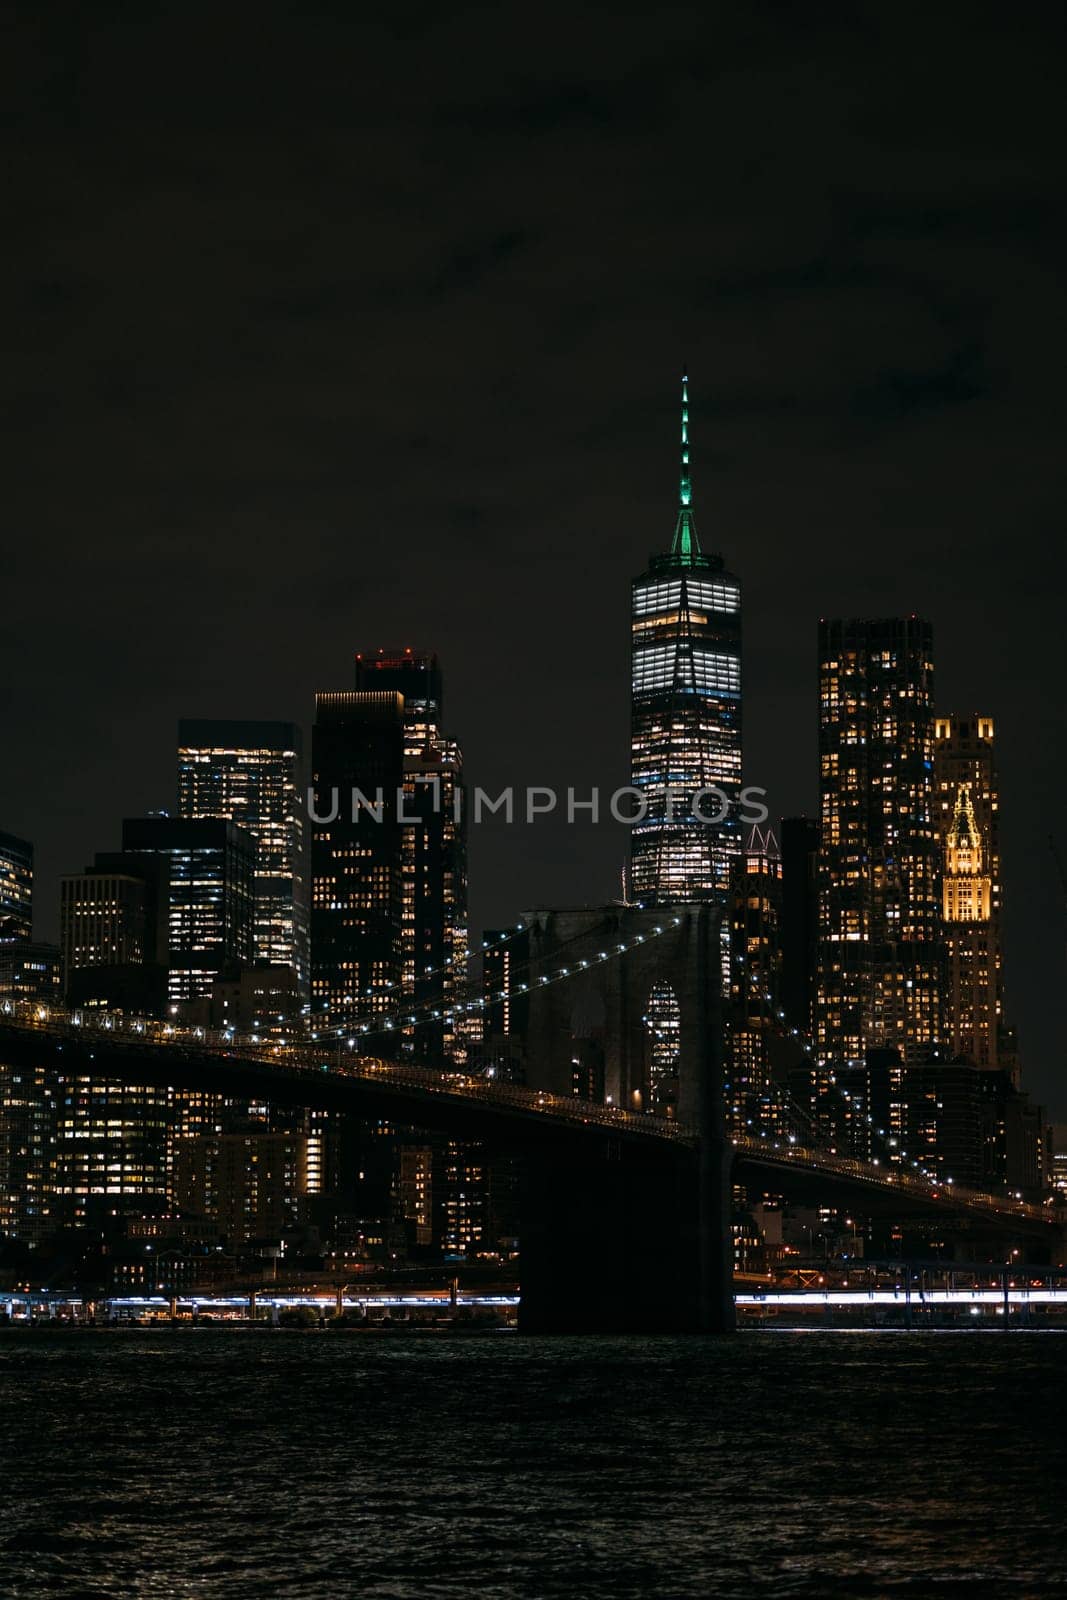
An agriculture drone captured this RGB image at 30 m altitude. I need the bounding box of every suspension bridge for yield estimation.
[1,902,1060,1330]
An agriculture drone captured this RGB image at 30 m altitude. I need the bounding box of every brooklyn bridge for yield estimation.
[3,905,1058,1333]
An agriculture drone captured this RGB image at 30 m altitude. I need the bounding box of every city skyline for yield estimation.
[7,15,1065,1127]
[3,408,1060,1109]
[6,12,1066,1598]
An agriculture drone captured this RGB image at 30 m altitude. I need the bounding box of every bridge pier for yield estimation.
[519,901,735,1334]
[519,1136,733,1333]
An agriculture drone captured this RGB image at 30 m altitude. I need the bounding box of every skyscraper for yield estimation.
[59,849,168,1013]
[122,817,255,1005]
[726,826,787,1137]
[310,691,405,1029]
[0,830,33,943]
[177,720,308,989]
[60,867,149,978]
[815,618,943,1067]
[934,714,1012,1076]
[353,650,469,1060]
[630,377,742,982]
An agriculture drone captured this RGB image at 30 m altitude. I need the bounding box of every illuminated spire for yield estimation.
[948,783,982,861]
[670,371,702,565]
[679,371,692,510]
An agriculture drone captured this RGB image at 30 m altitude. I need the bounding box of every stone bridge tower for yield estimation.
[518,902,734,1333]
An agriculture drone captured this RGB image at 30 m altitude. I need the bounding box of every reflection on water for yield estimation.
[1,1330,1065,1599]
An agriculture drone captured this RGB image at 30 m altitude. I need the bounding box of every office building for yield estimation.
[0,1062,57,1245]
[0,830,33,943]
[52,1075,172,1226]
[0,942,62,1003]
[122,817,255,1004]
[934,715,1013,1076]
[815,618,943,1067]
[177,720,308,989]
[630,377,742,988]
[310,691,405,1029]
[354,650,469,1061]
[60,869,148,980]
[726,827,787,1138]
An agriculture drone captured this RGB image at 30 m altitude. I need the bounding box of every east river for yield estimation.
[1,1329,1065,1598]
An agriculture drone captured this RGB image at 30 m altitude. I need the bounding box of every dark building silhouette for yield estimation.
[780,816,819,1037]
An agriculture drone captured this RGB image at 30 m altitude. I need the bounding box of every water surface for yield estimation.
[1,1329,1065,1598]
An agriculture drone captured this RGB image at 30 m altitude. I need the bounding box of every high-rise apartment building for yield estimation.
[815,618,943,1067]
[933,715,1012,1075]
[177,720,308,989]
[172,1131,311,1244]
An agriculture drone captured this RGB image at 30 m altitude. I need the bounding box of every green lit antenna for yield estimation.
[670,370,702,564]
[680,371,692,510]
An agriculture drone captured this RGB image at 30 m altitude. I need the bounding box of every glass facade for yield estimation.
[630,378,742,989]
[122,817,255,1004]
[177,720,308,990]
[0,829,33,943]
[726,828,788,1138]
[310,691,406,1028]
[354,652,469,1064]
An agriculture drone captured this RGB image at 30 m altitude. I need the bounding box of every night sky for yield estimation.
[6,6,1065,1110]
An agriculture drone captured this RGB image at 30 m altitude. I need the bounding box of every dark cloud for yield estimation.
[4,1,1067,1108]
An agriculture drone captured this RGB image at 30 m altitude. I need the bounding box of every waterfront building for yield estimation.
[172,1131,311,1245]
[0,1062,57,1245]
[52,1075,172,1227]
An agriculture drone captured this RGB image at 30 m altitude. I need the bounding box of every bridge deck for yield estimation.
[0,1000,1057,1232]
